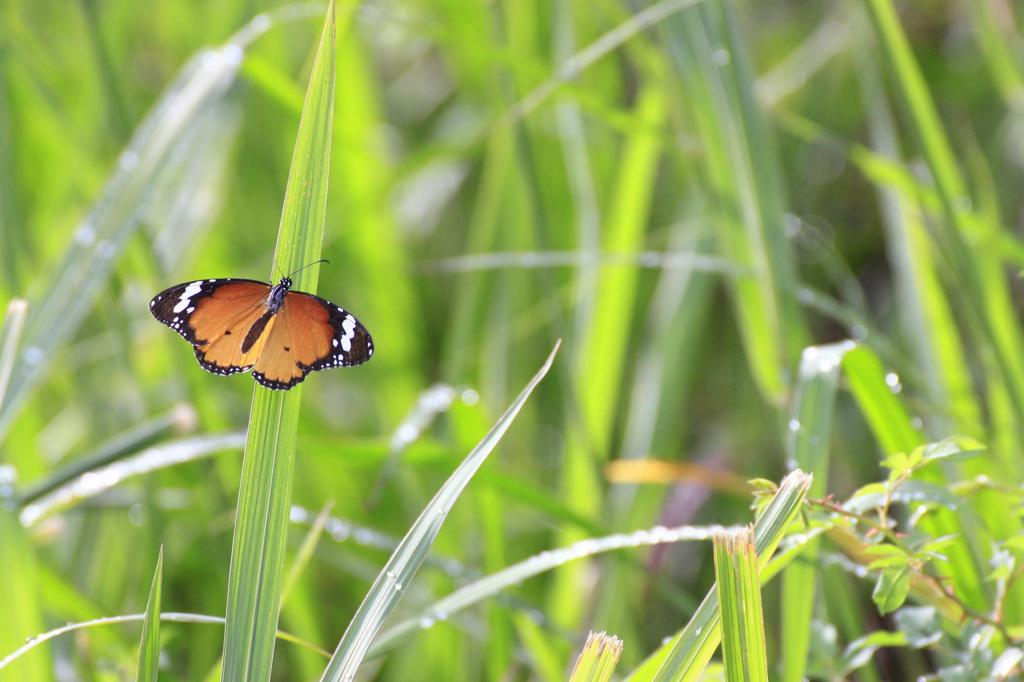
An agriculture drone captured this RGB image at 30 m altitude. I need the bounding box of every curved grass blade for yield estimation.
[135,547,164,682]
[319,341,561,681]
[18,404,198,507]
[221,3,337,681]
[19,433,245,527]
[368,522,727,657]
[0,612,329,672]
[714,527,768,682]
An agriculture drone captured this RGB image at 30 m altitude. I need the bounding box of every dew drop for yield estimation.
[788,419,801,432]
[119,150,139,170]
[23,346,44,366]
[222,44,244,66]
[74,223,96,246]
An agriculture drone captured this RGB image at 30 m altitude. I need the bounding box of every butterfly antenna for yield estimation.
[286,259,330,279]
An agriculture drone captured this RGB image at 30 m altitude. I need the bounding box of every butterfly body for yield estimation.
[150,277,372,390]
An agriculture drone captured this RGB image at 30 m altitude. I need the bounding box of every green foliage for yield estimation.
[135,548,164,682]
[3,0,1024,679]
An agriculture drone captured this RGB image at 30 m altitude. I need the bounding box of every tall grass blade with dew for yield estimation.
[221,3,337,680]
[780,342,852,681]
[319,341,561,681]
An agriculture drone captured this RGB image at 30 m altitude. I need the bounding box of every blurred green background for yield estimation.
[3,0,1024,679]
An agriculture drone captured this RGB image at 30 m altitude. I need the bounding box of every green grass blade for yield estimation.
[714,527,768,682]
[19,433,245,527]
[781,342,852,682]
[0,468,50,682]
[281,501,334,606]
[0,612,330,673]
[552,81,666,630]
[0,299,27,411]
[18,404,197,507]
[0,36,245,441]
[865,0,1024,423]
[135,547,164,682]
[319,341,560,681]
[331,10,421,415]
[570,632,625,682]
[965,0,1024,102]
[629,470,812,682]
[841,346,922,455]
[657,0,805,403]
[841,345,987,609]
[857,54,981,439]
[220,3,336,681]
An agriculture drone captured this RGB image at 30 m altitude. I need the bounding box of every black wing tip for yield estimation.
[300,338,374,372]
[150,282,203,343]
[252,371,306,391]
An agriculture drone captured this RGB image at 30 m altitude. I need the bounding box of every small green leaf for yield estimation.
[892,481,962,510]
[919,535,959,554]
[135,547,164,682]
[845,483,887,512]
[881,451,911,476]
[916,437,985,464]
[861,544,907,561]
[872,565,912,614]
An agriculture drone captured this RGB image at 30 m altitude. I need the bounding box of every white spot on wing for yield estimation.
[173,281,204,314]
[340,314,356,353]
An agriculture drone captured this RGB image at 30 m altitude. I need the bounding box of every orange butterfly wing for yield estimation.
[151,279,273,375]
[152,279,372,389]
[252,291,373,390]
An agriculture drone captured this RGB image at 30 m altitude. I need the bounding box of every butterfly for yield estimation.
[150,270,373,390]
